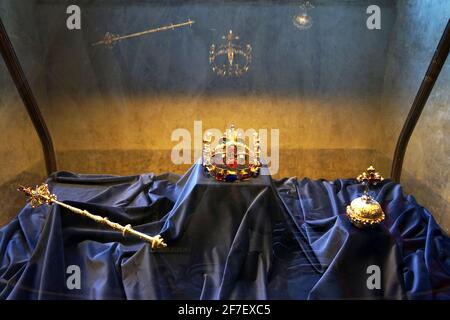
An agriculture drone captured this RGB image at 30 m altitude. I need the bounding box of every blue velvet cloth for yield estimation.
[0,162,449,299]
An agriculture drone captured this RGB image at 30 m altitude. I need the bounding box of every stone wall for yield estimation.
[377,0,450,233]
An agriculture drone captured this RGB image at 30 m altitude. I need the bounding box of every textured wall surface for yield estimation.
[378,0,450,233]
[0,1,46,226]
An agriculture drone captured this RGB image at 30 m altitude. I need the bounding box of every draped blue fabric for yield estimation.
[0,162,449,299]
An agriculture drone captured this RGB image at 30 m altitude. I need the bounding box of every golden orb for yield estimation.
[346,195,385,228]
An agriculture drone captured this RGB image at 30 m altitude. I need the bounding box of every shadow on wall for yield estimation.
[0,162,46,227]
[377,0,450,235]
[0,0,48,227]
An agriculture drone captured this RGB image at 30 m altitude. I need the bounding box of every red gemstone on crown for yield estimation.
[226,145,238,169]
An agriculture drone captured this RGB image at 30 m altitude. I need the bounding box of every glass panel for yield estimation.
[379,2,450,233]
[8,0,397,179]
[0,1,46,227]
[0,0,448,233]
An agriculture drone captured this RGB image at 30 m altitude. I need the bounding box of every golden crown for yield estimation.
[202,125,261,182]
[209,30,252,77]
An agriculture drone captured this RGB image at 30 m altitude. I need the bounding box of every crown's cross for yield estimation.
[224,30,239,42]
[356,165,384,198]
[18,184,167,249]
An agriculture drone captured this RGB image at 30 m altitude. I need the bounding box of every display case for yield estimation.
[0,0,449,301]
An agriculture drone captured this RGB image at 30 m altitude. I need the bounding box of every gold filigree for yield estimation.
[346,195,385,228]
[357,165,384,186]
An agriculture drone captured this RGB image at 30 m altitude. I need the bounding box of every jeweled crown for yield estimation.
[202,125,261,182]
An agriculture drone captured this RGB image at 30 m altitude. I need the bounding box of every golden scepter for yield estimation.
[17,184,167,249]
[92,19,195,47]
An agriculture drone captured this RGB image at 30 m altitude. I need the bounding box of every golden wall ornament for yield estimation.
[346,166,385,228]
[209,30,252,77]
[18,184,167,249]
[92,19,195,48]
[202,124,261,182]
